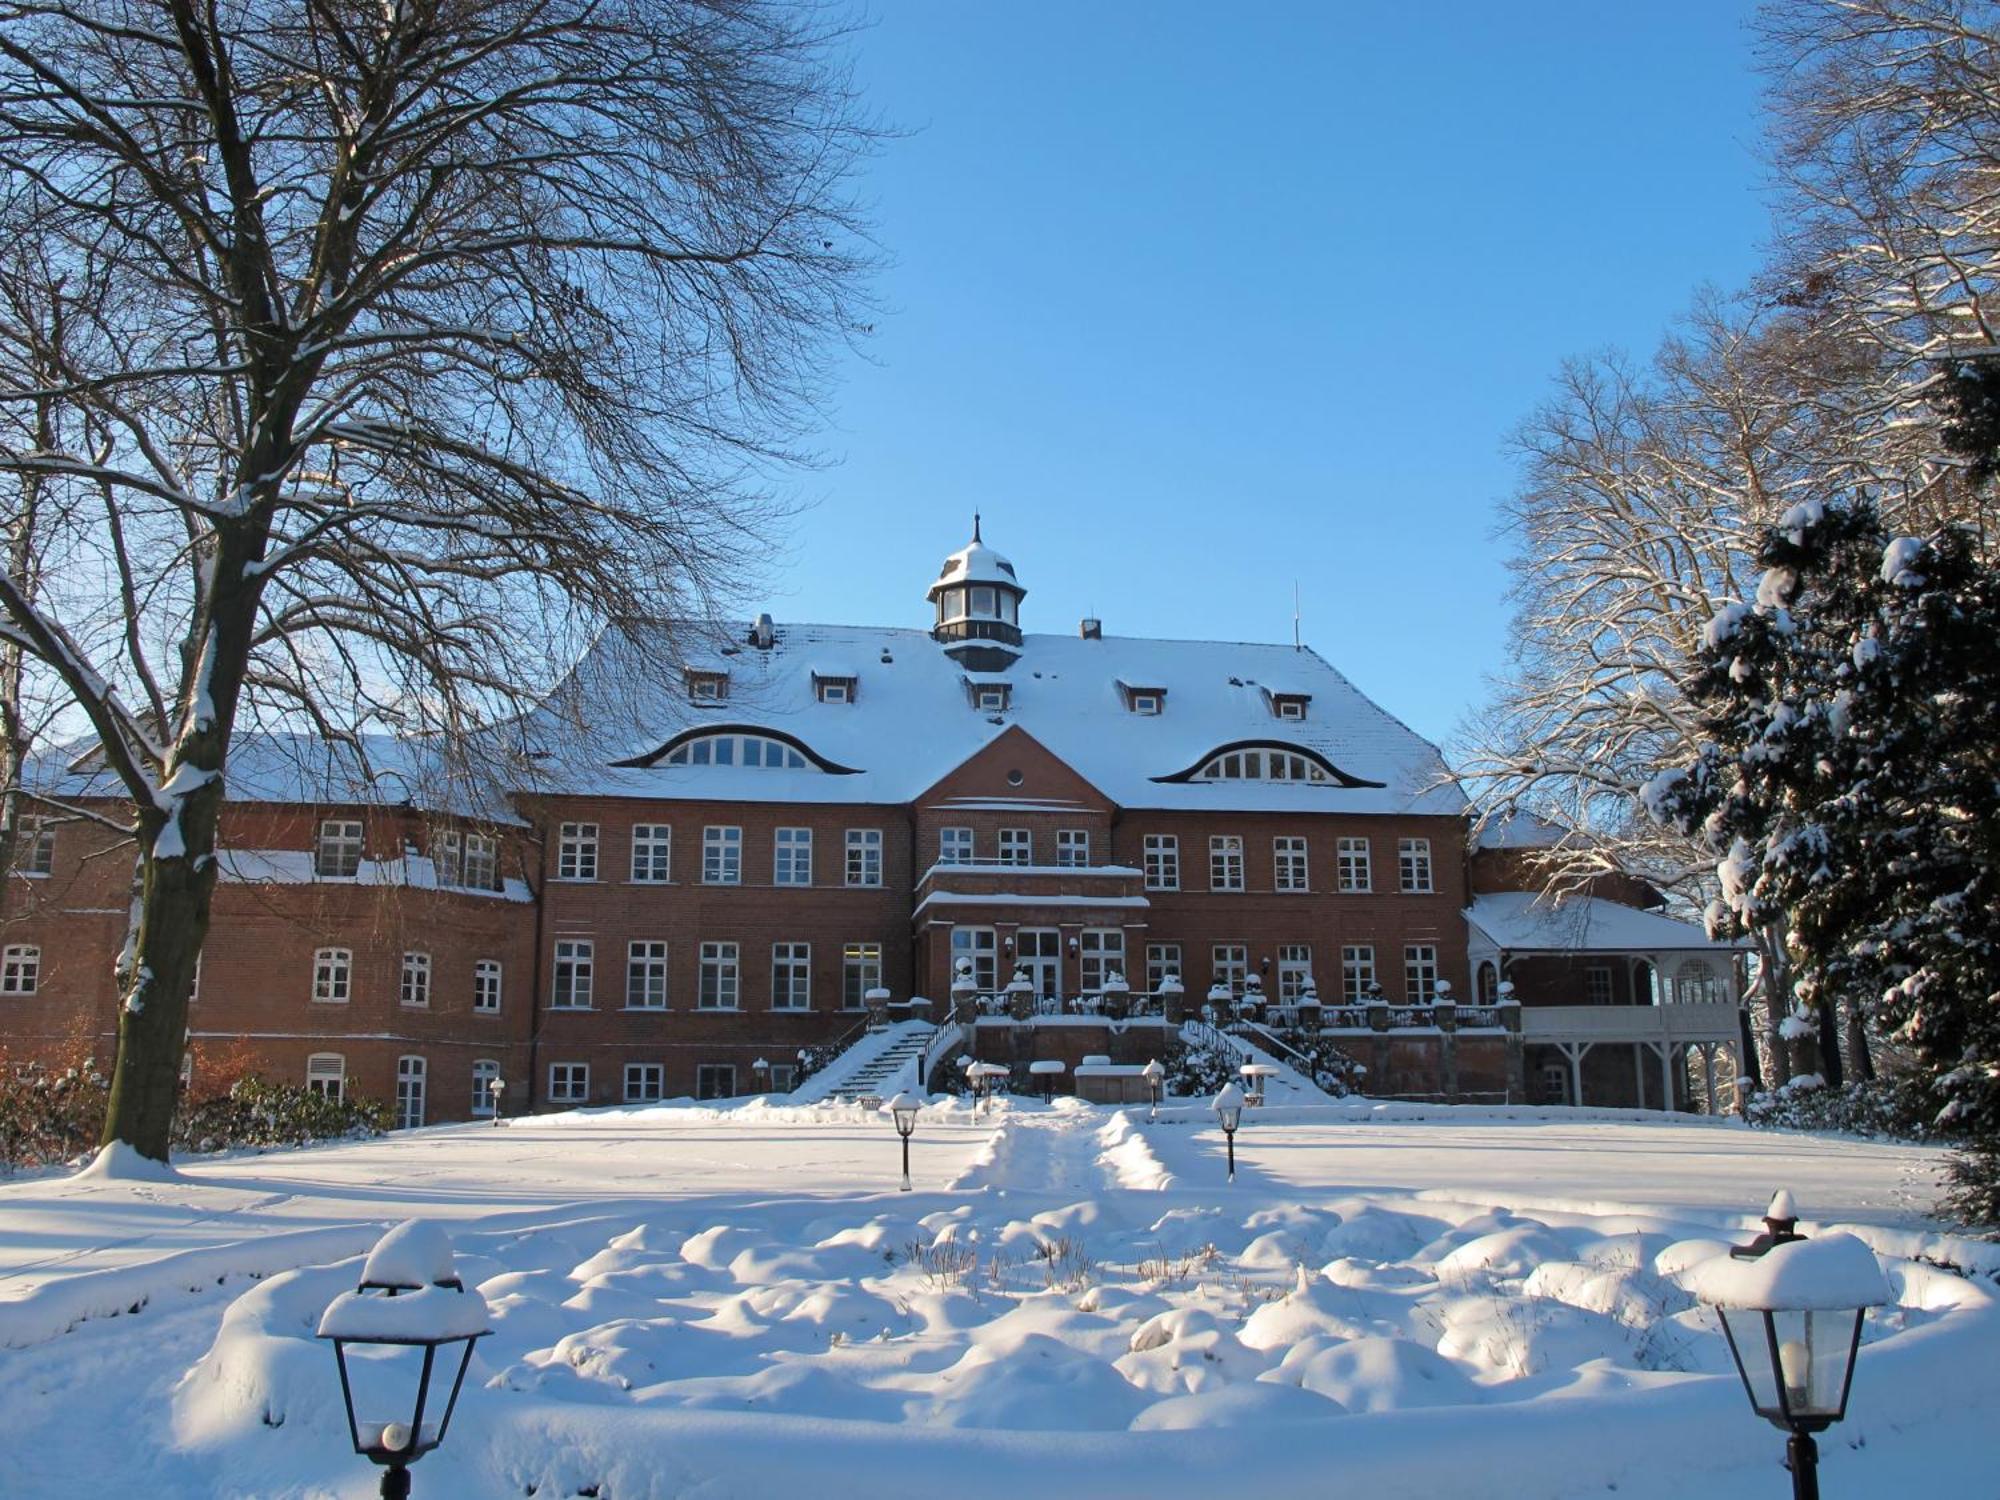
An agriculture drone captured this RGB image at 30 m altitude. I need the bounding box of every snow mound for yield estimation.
[75,1140,180,1182]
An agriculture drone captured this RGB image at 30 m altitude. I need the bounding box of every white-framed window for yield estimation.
[699,941,740,1010]
[1273,696,1308,721]
[1398,837,1433,894]
[626,940,669,1009]
[974,687,1008,712]
[1209,835,1245,892]
[305,1052,345,1102]
[1586,965,1614,1005]
[20,819,54,875]
[1274,835,1310,892]
[548,1062,590,1103]
[816,677,853,704]
[1211,944,1248,995]
[189,951,201,1003]
[774,827,813,886]
[463,832,499,890]
[557,822,599,881]
[471,1060,501,1117]
[939,826,974,865]
[315,819,364,878]
[1145,942,1182,994]
[772,942,811,1010]
[1405,944,1439,1004]
[1677,960,1720,1005]
[845,828,883,887]
[1143,834,1179,891]
[998,828,1031,866]
[312,947,351,1004]
[1,944,39,995]
[1079,928,1125,992]
[1056,829,1090,867]
[703,825,742,885]
[1194,747,1328,782]
[1277,944,1313,1001]
[473,958,503,1014]
[624,1062,666,1103]
[395,1055,426,1130]
[1337,836,1372,893]
[768,1063,797,1093]
[433,829,462,886]
[630,824,672,883]
[1342,945,1376,1002]
[842,942,882,1009]
[399,951,431,1008]
[1130,692,1162,715]
[951,925,999,991]
[551,939,593,1009]
[687,671,728,704]
[696,1063,736,1101]
[662,732,808,769]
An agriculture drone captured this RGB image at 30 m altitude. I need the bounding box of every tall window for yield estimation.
[626,941,669,1009]
[1,944,39,995]
[464,833,499,891]
[630,825,672,883]
[312,947,351,1003]
[696,1063,737,1101]
[1209,835,1245,892]
[473,959,503,1014]
[842,943,882,1009]
[1145,942,1182,994]
[774,827,813,886]
[1277,944,1313,1001]
[1405,944,1439,1004]
[548,1062,590,1103]
[471,1060,501,1117]
[315,819,363,878]
[1342,945,1376,1002]
[551,940,593,1008]
[1398,837,1433,894]
[845,828,883,887]
[557,822,599,881]
[951,926,998,991]
[1211,944,1248,994]
[433,830,462,886]
[624,1063,666,1103]
[1337,837,1372,893]
[1079,928,1125,991]
[1057,829,1090,867]
[699,942,740,1009]
[1274,836,1310,892]
[305,1053,345,1102]
[939,826,974,865]
[21,820,53,875]
[772,942,811,1010]
[702,826,742,884]
[400,951,431,1008]
[395,1056,426,1130]
[1586,965,1614,1005]
[1143,834,1179,891]
[998,828,1032,865]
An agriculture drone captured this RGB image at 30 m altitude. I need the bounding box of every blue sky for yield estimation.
[741,2,1771,749]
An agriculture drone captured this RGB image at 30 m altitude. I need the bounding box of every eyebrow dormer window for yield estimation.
[687,670,728,704]
[1197,748,1330,783]
[663,733,808,769]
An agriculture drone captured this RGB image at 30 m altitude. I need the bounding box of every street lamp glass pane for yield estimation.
[1719,1307,1785,1420]
[1787,1308,1860,1419]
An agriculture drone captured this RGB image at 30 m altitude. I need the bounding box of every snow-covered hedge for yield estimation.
[1745,1076,1950,1144]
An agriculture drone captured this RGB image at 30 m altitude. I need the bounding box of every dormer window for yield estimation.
[1199,748,1329,783]
[1132,694,1161,715]
[973,685,1009,712]
[663,732,808,769]
[1268,691,1310,721]
[1118,680,1166,715]
[812,668,857,704]
[687,669,729,704]
[819,681,850,703]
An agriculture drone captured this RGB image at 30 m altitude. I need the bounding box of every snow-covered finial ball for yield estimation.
[1767,1188,1797,1224]
[381,1422,412,1453]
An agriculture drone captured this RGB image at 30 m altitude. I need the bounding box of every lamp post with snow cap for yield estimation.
[1213,1083,1245,1183]
[884,1091,921,1191]
[487,1077,504,1127]
[752,1056,770,1094]
[1688,1190,1890,1500]
[1142,1058,1165,1124]
[317,1220,491,1500]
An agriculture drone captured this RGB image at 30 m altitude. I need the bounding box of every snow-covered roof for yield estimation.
[1466,892,1744,954]
[1474,810,1567,850]
[929,539,1021,596]
[527,621,1469,816]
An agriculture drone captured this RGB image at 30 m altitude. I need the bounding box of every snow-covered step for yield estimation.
[787,1020,936,1104]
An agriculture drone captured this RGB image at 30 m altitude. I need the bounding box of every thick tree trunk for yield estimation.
[100,849,215,1158]
[1815,996,1845,1088]
[1845,997,1876,1082]
[1755,931,1792,1084]
[1736,1007,1765,1091]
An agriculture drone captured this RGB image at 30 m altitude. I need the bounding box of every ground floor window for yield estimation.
[1211,944,1248,996]
[471,1059,500,1117]
[306,1052,345,1103]
[951,925,998,991]
[395,1055,426,1129]
[548,1062,590,1103]
[696,1063,737,1101]
[1405,945,1439,1004]
[842,943,883,1009]
[1478,962,1499,1006]
[1342,945,1376,1002]
[768,1063,797,1093]
[1145,942,1182,994]
[1078,928,1125,992]
[624,1062,666,1103]
[1277,944,1313,1001]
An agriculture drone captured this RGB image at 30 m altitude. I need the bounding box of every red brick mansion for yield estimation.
[0,525,1747,1123]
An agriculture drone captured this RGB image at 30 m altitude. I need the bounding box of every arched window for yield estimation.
[1195,747,1331,784]
[662,733,809,770]
[1676,960,1720,1005]
[1,944,40,995]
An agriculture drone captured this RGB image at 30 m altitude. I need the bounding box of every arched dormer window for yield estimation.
[1151,740,1385,789]
[618,726,862,775]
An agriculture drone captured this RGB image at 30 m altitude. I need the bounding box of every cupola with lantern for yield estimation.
[928,516,1026,671]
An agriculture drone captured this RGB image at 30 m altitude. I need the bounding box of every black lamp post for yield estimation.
[1213,1083,1245,1182]
[1142,1058,1165,1124]
[487,1078,505,1127]
[752,1056,770,1094]
[317,1222,491,1500]
[884,1090,920,1190]
[1692,1190,1889,1500]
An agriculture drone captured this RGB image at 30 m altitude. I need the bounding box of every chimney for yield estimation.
[748,612,775,650]
[1079,617,1102,640]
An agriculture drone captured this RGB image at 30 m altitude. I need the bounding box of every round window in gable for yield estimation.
[1006,768,1025,787]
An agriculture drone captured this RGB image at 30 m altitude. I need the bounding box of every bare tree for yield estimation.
[0,0,875,1160]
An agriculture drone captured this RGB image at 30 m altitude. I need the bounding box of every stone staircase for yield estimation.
[789,1020,937,1104]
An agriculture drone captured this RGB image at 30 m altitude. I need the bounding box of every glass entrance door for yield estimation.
[1016,928,1061,1000]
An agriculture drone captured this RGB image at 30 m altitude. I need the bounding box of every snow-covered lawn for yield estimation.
[0,1099,1990,1499]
